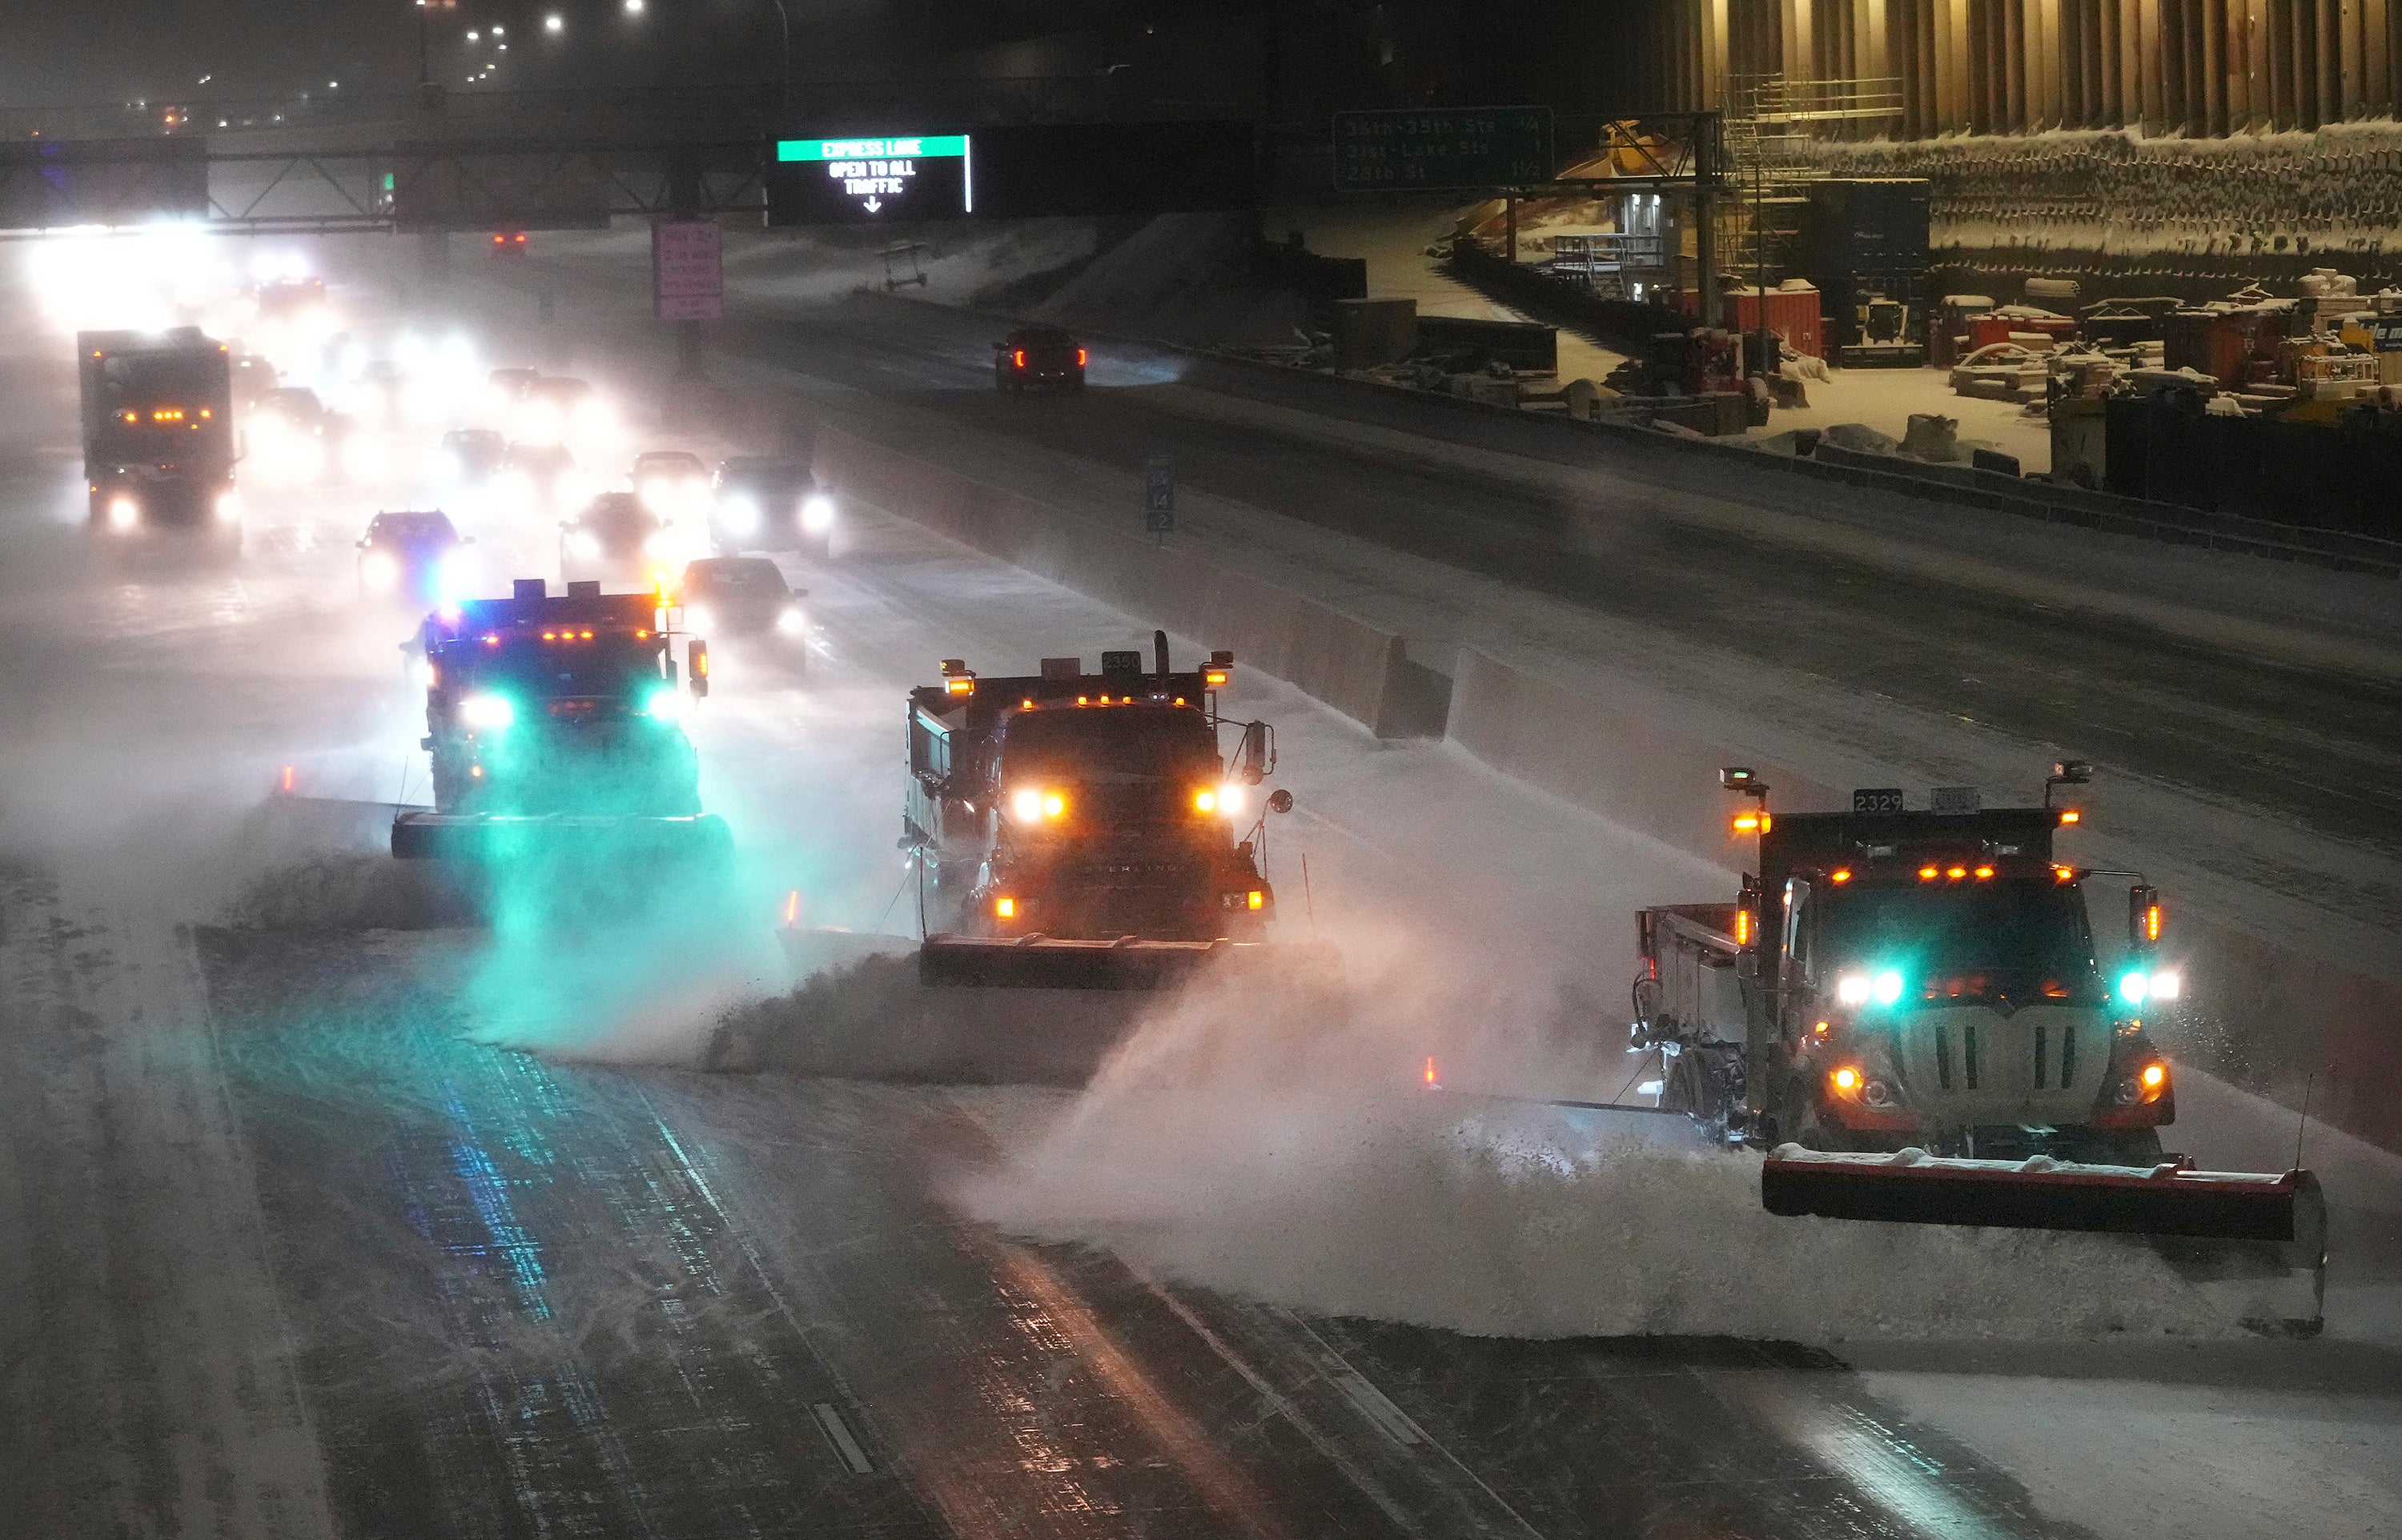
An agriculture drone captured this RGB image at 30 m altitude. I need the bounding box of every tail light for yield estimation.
[1076,347,1087,366]
[1013,349,1025,367]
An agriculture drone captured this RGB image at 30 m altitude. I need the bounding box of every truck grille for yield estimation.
[1898,1008,2092,1121]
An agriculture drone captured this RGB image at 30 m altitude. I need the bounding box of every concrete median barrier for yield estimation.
[814,423,1418,736]
[1444,647,1842,862]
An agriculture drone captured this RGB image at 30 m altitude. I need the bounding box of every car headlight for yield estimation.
[108,495,140,531]
[775,605,806,636]
[567,531,601,559]
[643,685,685,721]
[684,604,714,634]
[638,479,668,511]
[718,495,760,535]
[459,692,514,730]
[801,493,835,533]
[360,550,399,589]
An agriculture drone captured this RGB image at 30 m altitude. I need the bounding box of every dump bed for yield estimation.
[1636,902,1746,1045]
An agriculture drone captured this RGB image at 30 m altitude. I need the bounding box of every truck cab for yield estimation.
[410,579,709,820]
[1637,768,2178,1163]
[906,641,1285,943]
[77,327,238,532]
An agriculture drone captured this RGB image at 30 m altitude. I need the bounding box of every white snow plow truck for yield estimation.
[1633,764,2324,1332]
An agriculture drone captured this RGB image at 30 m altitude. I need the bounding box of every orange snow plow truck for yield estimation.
[1634,764,2325,1333]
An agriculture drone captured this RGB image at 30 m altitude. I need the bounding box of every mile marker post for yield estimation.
[1143,456,1175,547]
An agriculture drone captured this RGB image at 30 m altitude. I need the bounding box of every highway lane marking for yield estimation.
[811,1402,876,1475]
[1127,1260,1548,1540]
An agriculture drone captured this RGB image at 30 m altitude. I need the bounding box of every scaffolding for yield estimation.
[1720,74,1903,282]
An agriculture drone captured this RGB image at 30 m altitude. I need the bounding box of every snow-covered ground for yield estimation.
[6,222,2398,1537]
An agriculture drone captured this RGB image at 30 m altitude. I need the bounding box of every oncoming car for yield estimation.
[710,455,834,556]
[438,427,507,485]
[680,555,806,656]
[497,440,583,513]
[356,509,471,601]
[560,491,675,585]
[631,450,711,519]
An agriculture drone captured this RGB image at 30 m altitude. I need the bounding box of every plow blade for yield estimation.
[1762,1146,2323,1242]
[392,810,733,866]
[919,934,1341,992]
[1765,1146,2328,1334]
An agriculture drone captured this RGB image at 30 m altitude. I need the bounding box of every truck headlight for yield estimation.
[2118,970,2149,1005]
[2147,970,2180,1001]
[1837,973,1870,1005]
[1871,969,1904,1005]
[567,531,600,559]
[718,495,760,535]
[460,692,514,730]
[1010,788,1066,822]
[775,605,806,636]
[214,490,241,523]
[108,495,140,530]
[801,493,835,533]
[643,685,685,721]
[360,550,399,589]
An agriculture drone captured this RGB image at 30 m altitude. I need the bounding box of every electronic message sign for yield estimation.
[767,134,970,225]
[765,122,1252,227]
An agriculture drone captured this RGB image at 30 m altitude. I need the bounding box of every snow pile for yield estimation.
[963,927,2262,1341]
[1034,211,1313,348]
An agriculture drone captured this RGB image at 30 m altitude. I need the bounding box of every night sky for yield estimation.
[0,0,955,118]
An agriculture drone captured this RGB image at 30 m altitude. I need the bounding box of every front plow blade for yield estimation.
[919,934,1341,992]
[1765,1146,2328,1334]
[392,811,733,867]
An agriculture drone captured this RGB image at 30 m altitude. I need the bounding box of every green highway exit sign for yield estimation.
[1331,106,1553,192]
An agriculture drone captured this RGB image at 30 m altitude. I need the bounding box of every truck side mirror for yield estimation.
[687,639,710,699]
[1267,788,1293,814]
[1235,720,1272,785]
[2129,884,2160,951]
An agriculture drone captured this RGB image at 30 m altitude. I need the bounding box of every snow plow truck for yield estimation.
[392,578,730,875]
[905,633,1324,993]
[1634,764,2324,1331]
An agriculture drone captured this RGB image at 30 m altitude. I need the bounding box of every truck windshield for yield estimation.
[1816,880,2094,980]
[999,705,1217,782]
[452,636,665,702]
[98,355,223,413]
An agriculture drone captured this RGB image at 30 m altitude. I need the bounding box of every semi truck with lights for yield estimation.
[392,578,729,871]
[78,327,239,534]
[905,632,1300,989]
[1634,765,2324,1311]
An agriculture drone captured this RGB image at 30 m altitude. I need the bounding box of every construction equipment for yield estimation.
[392,578,729,876]
[1633,765,2324,1325]
[78,327,239,535]
[906,632,1311,993]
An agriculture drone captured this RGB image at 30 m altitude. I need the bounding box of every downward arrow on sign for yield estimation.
[864,196,882,213]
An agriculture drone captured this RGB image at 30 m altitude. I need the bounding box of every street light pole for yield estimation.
[765,0,792,115]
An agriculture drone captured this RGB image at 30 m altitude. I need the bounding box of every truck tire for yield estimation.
[1661,1049,1729,1143]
